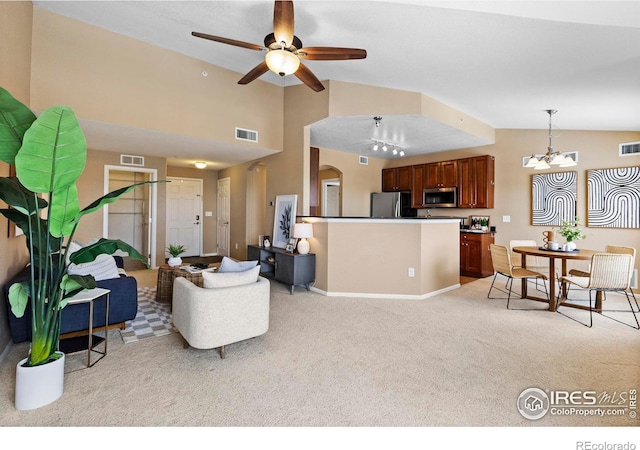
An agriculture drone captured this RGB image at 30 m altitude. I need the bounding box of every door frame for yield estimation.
[321,178,341,216]
[103,165,158,267]
[166,176,204,257]
[217,177,231,257]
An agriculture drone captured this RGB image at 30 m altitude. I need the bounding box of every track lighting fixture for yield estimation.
[374,116,382,127]
[370,139,405,157]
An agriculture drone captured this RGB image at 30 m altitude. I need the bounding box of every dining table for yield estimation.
[512,246,598,312]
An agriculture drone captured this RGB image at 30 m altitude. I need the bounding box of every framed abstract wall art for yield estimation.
[272,194,297,248]
[587,167,640,228]
[531,171,577,226]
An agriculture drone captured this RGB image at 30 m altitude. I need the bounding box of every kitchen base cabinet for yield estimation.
[460,232,495,278]
[247,245,316,294]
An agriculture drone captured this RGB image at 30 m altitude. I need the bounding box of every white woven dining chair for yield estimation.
[488,244,549,309]
[557,253,639,329]
[566,245,638,312]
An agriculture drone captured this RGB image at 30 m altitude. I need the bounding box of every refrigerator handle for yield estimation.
[395,197,400,217]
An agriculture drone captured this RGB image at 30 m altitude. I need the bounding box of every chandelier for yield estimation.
[525,109,576,169]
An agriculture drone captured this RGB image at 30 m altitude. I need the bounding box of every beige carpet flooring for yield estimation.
[1,276,638,428]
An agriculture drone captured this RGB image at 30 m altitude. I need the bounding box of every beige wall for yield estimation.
[307,219,460,297]
[29,8,284,151]
[0,1,33,354]
[319,147,386,217]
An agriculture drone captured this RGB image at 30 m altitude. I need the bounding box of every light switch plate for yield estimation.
[502,215,511,223]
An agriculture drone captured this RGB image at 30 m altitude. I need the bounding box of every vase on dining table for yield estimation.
[565,240,577,251]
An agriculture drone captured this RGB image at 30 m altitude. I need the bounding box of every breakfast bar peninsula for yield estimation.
[298,217,461,298]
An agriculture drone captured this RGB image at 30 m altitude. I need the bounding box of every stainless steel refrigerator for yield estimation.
[370,192,417,218]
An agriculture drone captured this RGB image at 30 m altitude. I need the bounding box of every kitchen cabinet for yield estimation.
[457,155,495,208]
[460,231,495,278]
[424,160,457,188]
[247,245,316,294]
[382,166,412,192]
[411,164,425,208]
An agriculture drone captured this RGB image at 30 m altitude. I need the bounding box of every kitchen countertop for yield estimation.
[460,229,493,234]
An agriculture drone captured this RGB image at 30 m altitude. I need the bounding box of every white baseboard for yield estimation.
[310,284,461,299]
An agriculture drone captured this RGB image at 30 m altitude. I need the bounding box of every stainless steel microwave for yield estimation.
[423,187,458,208]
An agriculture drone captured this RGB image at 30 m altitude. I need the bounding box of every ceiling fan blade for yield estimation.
[295,63,325,92]
[192,32,265,51]
[273,1,294,47]
[238,61,270,85]
[298,47,367,61]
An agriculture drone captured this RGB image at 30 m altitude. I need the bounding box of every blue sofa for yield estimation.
[3,256,138,343]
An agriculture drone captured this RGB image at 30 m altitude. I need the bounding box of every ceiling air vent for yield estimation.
[120,154,145,166]
[620,141,640,157]
[235,127,258,143]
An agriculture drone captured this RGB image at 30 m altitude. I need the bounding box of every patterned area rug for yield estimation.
[120,287,177,344]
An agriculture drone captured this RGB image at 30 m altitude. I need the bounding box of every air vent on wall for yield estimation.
[359,155,368,165]
[235,127,258,143]
[120,154,144,166]
[620,142,640,157]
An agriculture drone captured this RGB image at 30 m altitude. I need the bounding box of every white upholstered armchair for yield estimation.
[172,269,270,358]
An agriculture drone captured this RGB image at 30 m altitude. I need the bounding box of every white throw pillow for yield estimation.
[67,253,121,281]
[218,256,258,273]
[202,265,260,288]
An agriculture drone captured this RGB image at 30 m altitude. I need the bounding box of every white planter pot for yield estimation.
[168,256,182,267]
[565,241,577,251]
[15,352,65,410]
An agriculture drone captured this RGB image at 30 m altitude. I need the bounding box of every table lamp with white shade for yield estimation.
[293,223,313,255]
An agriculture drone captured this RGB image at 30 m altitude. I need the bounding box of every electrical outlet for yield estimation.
[408,268,415,277]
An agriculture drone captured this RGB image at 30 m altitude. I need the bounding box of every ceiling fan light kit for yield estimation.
[526,109,577,170]
[192,1,367,92]
[265,48,300,76]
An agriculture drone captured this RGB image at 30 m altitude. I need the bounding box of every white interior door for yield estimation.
[166,177,202,257]
[217,177,230,257]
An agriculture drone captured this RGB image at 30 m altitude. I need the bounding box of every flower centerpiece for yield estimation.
[556,217,585,250]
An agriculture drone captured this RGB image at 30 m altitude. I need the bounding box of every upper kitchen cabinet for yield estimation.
[457,155,495,208]
[424,160,457,188]
[382,166,413,192]
[411,164,425,208]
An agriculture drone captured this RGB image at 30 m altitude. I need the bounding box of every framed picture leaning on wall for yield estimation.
[272,194,298,248]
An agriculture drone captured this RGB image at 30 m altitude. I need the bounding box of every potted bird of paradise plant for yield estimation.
[0,87,161,410]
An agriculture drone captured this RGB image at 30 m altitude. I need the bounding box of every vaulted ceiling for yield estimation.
[33,1,640,167]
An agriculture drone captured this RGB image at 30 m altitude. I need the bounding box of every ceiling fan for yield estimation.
[192,0,367,92]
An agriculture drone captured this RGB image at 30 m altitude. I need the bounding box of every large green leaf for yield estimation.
[8,282,29,318]
[49,185,80,238]
[0,208,62,259]
[15,106,86,194]
[0,87,37,165]
[59,274,97,308]
[70,238,149,268]
[0,177,47,215]
[80,180,165,218]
